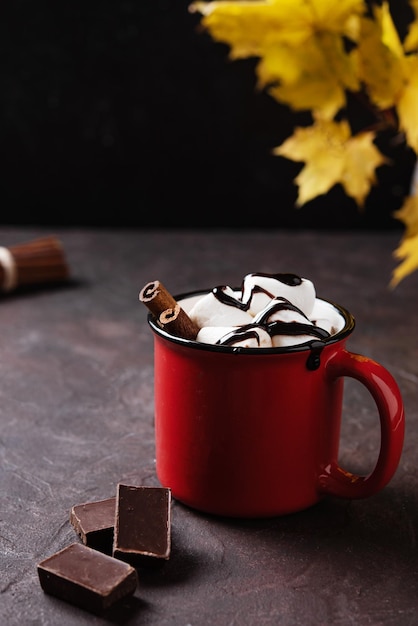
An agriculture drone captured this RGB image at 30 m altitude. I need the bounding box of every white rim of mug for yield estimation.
[147,290,356,355]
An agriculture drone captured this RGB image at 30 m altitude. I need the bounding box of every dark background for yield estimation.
[0,0,415,229]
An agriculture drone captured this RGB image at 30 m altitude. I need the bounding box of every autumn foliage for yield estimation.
[189,0,418,285]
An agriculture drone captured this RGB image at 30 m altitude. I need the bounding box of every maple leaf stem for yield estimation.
[351,90,398,133]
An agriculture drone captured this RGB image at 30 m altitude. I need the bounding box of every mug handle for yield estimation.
[319,349,405,498]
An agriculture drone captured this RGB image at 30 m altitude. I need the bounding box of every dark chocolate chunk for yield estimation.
[37,542,138,614]
[70,497,115,554]
[113,484,171,567]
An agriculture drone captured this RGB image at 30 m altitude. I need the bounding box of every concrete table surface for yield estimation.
[0,227,417,625]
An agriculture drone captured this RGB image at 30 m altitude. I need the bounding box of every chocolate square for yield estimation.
[37,542,138,614]
[70,497,116,554]
[113,484,171,567]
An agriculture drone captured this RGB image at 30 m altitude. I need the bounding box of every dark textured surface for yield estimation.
[0,227,417,625]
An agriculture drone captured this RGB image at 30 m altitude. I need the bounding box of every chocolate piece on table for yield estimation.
[70,497,116,554]
[113,484,171,567]
[37,542,138,614]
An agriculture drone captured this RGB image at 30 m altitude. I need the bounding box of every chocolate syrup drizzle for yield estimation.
[211,273,331,367]
[213,273,303,313]
[215,324,267,347]
[254,297,310,324]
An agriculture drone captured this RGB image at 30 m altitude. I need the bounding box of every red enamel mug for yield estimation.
[148,291,405,518]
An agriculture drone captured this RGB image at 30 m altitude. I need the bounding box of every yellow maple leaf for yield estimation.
[396,55,418,154]
[379,1,404,57]
[392,149,418,287]
[190,0,418,284]
[190,1,292,60]
[263,32,358,119]
[342,132,390,204]
[404,0,418,52]
[390,190,418,286]
[349,2,418,156]
[391,234,418,287]
[190,0,364,50]
[352,2,405,110]
[190,0,363,117]
[273,119,388,207]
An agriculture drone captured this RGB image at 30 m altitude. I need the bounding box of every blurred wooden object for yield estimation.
[0,235,70,292]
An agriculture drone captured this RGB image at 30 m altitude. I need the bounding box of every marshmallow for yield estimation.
[197,325,272,348]
[185,272,344,350]
[241,273,316,317]
[271,334,320,348]
[196,326,237,344]
[310,300,345,335]
[188,286,253,328]
[252,296,326,348]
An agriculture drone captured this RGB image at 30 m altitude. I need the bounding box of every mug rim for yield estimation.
[147,289,355,355]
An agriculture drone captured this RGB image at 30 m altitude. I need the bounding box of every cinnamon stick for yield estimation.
[0,235,70,293]
[139,280,199,340]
